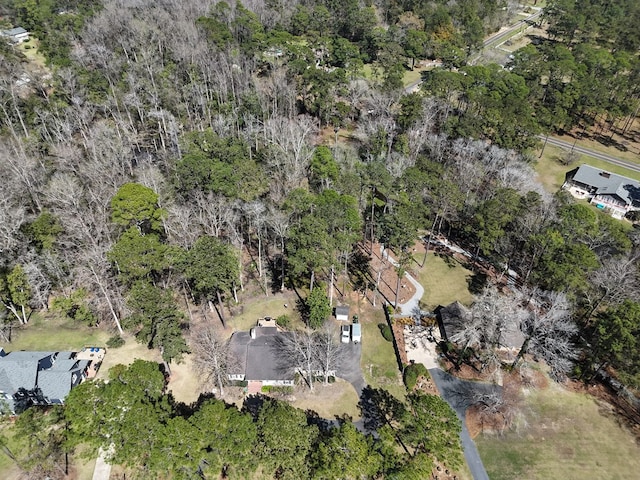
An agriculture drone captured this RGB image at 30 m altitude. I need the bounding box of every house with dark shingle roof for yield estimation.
[227,326,295,393]
[563,165,640,219]
[0,348,92,413]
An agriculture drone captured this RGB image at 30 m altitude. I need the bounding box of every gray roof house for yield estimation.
[1,27,29,43]
[0,349,91,413]
[563,164,640,219]
[228,326,295,394]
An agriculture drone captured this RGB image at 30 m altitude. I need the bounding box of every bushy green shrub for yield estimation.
[378,323,393,342]
[403,362,429,390]
[106,335,125,348]
[276,314,290,328]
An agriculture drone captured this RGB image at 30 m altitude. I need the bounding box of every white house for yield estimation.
[2,27,29,43]
[562,164,640,219]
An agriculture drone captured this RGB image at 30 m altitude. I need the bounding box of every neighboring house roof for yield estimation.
[335,305,350,316]
[228,327,294,382]
[568,165,640,207]
[436,301,470,341]
[0,350,90,412]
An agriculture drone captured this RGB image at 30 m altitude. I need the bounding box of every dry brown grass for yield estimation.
[476,380,640,480]
[290,379,361,420]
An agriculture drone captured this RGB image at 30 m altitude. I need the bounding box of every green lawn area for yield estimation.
[1,314,110,352]
[554,134,640,165]
[16,38,47,68]
[477,386,640,480]
[416,252,474,310]
[402,68,423,87]
[360,308,404,394]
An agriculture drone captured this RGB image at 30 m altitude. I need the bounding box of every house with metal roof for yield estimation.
[1,27,29,43]
[0,349,93,413]
[563,164,640,219]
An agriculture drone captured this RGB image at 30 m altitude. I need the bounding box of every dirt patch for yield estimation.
[416,373,439,396]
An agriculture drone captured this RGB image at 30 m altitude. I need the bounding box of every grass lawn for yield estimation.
[226,293,302,335]
[477,385,640,480]
[360,308,401,384]
[403,67,423,87]
[534,145,640,194]
[291,379,361,419]
[1,314,110,352]
[416,252,474,310]
[16,38,48,68]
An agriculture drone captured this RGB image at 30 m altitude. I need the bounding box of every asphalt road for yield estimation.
[542,136,640,174]
[404,9,543,94]
[483,10,542,48]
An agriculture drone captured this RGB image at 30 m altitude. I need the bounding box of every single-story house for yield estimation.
[563,164,640,219]
[227,326,295,393]
[335,305,350,322]
[0,348,98,413]
[1,27,29,43]
[436,301,524,352]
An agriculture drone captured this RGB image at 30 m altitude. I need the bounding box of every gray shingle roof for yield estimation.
[0,351,87,410]
[37,370,73,402]
[228,327,295,382]
[570,164,640,207]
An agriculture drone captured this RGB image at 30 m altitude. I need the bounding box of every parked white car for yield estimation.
[341,325,351,344]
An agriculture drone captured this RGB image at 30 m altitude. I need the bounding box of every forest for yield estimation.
[0,0,639,478]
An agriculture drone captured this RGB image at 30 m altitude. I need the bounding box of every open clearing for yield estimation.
[417,252,474,310]
[476,385,640,480]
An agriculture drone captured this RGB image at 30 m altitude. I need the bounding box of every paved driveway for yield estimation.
[337,341,366,396]
[429,368,499,480]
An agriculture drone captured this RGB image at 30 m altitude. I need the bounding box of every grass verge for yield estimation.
[417,253,474,310]
[476,386,640,480]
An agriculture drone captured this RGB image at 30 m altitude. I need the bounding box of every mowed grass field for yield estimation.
[476,386,640,480]
[417,252,475,310]
[1,314,111,352]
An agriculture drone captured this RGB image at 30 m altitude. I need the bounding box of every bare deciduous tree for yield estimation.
[191,325,236,397]
[514,289,578,380]
[314,323,344,385]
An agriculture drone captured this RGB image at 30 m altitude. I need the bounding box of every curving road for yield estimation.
[542,136,640,174]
